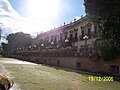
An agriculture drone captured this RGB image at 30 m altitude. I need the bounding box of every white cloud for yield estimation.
[0,0,19,17]
[0,0,56,43]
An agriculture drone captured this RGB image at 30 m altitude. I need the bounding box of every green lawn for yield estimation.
[1,58,120,90]
[0,58,16,60]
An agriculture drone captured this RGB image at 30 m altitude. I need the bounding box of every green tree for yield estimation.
[84,0,120,61]
[3,32,32,53]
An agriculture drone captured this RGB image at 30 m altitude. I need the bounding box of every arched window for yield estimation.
[60,36,62,42]
[88,28,91,38]
[82,30,84,38]
[75,32,78,42]
[65,35,67,39]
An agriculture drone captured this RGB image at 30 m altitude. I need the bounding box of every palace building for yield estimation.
[35,16,97,54]
[10,16,120,76]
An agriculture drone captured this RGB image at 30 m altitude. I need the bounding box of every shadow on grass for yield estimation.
[40,64,120,82]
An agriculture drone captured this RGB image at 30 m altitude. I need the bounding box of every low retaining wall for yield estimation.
[11,54,120,76]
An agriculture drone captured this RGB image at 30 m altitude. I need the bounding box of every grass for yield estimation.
[1,58,120,90]
[0,57,17,60]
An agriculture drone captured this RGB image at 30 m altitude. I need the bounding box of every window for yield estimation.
[44,60,46,64]
[46,37,49,42]
[110,65,119,74]
[57,61,60,65]
[88,28,91,38]
[36,58,38,63]
[94,26,97,34]
[65,35,67,39]
[76,62,81,68]
[51,36,53,42]
[70,34,73,39]
[69,34,73,43]
[60,36,62,42]
[82,30,84,38]
[75,32,78,42]
[94,26,97,37]
[54,37,57,43]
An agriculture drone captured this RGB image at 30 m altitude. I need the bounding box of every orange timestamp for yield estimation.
[88,76,114,81]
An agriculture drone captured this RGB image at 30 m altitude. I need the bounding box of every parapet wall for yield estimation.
[10,52,120,76]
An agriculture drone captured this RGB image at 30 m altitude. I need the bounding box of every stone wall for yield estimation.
[10,53,120,76]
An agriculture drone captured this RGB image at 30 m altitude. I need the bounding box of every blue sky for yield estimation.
[8,0,86,25]
[0,0,86,42]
